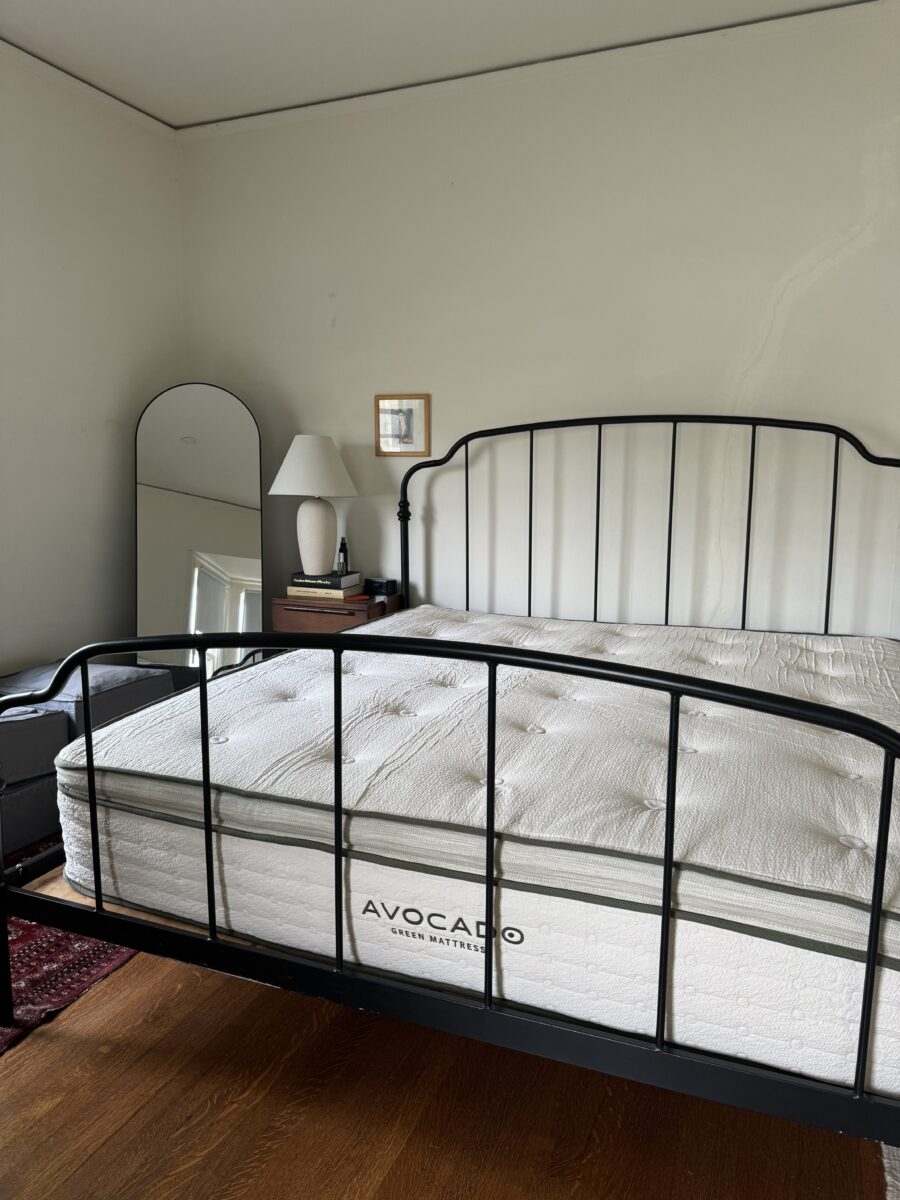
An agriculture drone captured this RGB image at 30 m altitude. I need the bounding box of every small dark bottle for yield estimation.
[337,537,350,574]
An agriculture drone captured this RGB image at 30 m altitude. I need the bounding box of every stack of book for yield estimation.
[287,571,364,600]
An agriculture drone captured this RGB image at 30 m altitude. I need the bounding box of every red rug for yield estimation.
[0,917,135,1055]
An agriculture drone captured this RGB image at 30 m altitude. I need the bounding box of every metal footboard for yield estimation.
[1,629,899,1143]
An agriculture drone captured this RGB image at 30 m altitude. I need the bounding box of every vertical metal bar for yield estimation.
[80,661,104,913]
[197,653,217,941]
[465,443,470,613]
[655,692,681,1050]
[0,782,13,1025]
[823,436,840,636]
[397,492,411,608]
[593,423,602,623]
[664,423,678,626]
[0,776,6,880]
[741,424,758,631]
[333,648,344,973]
[853,751,896,1098]
[0,716,14,1026]
[527,430,534,618]
[0,907,13,1027]
[484,661,498,1008]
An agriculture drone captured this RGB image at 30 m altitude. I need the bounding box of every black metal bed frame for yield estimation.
[2,415,900,1147]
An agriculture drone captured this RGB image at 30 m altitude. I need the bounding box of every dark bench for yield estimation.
[0,662,173,859]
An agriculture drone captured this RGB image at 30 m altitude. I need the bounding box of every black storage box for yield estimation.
[0,661,174,736]
[0,660,174,858]
[0,707,70,786]
[1,777,62,856]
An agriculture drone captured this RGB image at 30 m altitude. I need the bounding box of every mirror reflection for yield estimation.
[136,384,262,674]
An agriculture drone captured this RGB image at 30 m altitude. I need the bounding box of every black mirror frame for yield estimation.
[134,382,264,666]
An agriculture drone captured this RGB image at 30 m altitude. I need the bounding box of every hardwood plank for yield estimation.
[373,1041,885,1200]
[0,957,270,1199]
[0,954,885,1200]
[52,1002,451,1200]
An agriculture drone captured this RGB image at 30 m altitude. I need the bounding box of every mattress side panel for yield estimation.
[58,793,900,1098]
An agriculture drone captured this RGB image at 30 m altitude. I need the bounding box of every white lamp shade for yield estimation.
[268,434,357,498]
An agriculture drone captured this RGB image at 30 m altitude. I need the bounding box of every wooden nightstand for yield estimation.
[271,593,404,634]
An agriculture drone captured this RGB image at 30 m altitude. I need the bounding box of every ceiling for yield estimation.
[0,0,870,128]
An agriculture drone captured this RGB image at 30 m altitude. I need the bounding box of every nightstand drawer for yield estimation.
[271,605,368,634]
[272,593,402,635]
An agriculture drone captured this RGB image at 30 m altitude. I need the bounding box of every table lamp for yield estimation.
[269,435,357,575]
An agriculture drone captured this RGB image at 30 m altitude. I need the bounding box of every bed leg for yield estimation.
[0,788,14,1028]
[0,903,14,1028]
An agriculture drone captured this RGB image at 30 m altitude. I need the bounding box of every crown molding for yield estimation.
[175,0,881,141]
[0,36,174,135]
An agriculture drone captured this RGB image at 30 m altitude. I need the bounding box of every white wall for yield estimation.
[178,1,900,634]
[0,45,183,674]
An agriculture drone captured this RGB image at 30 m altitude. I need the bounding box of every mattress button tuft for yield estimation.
[479,776,505,787]
[526,725,546,734]
[838,834,867,849]
[342,754,355,765]
[210,735,229,744]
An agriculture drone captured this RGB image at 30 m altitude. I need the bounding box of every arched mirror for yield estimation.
[136,384,262,678]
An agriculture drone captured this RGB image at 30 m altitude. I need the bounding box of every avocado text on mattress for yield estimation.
[361,898,525,951]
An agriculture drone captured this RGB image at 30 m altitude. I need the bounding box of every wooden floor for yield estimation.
[0,955,885,1200]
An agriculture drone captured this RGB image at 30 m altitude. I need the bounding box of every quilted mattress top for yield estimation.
[56,605,900,959]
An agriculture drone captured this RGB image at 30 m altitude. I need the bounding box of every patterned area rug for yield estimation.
[0,917,135,1055]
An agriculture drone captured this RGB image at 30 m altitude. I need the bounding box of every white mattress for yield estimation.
[55,605,900,1093]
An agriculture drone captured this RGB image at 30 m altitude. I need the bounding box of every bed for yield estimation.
[2,414,900,1145]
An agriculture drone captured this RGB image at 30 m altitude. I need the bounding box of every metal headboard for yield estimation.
[397,414,900,632]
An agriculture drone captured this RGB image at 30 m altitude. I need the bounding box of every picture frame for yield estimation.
[374,394,431,458]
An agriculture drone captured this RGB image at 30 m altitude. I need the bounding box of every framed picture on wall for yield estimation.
[374,394,431,457]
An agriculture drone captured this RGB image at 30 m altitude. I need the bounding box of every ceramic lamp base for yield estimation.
[297,497,337,576]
